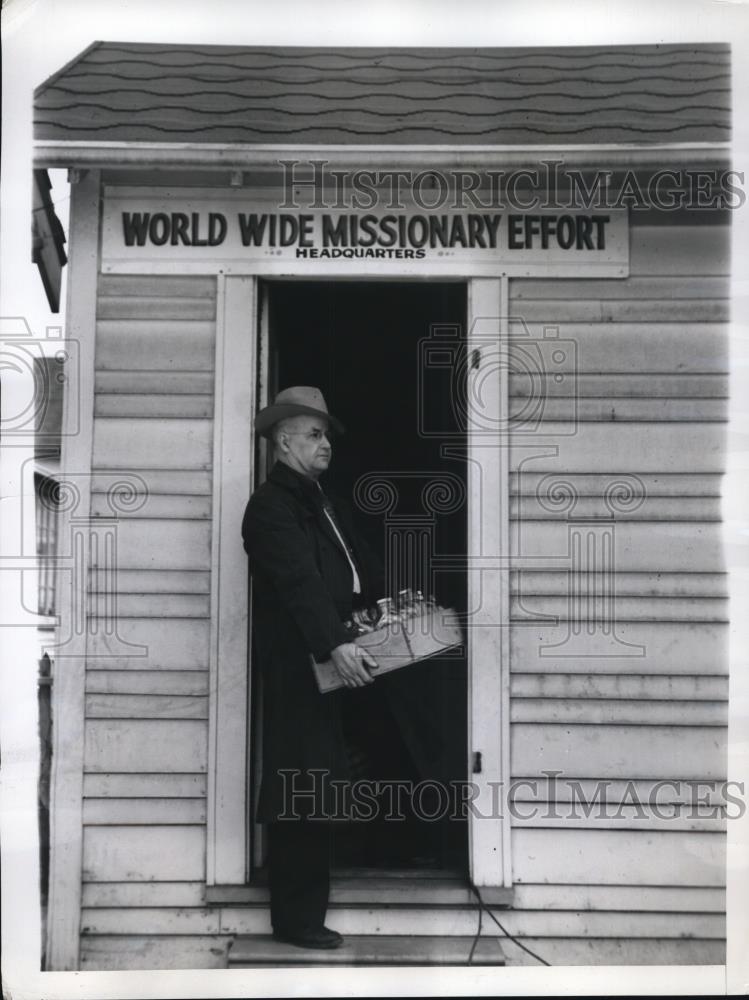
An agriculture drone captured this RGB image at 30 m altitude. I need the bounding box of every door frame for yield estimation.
[206,273,511,890]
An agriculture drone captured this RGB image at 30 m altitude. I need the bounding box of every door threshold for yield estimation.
[207,874,513,907]
[332,865,465,880]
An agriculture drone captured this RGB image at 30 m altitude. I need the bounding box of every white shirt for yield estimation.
[317,485,361,594]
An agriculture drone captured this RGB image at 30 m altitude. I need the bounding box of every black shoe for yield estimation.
[272,926,344,950]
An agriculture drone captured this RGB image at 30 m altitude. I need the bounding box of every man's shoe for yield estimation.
[272,926,344,950]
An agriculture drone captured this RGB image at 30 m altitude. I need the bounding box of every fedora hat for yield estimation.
[254,386,344,438]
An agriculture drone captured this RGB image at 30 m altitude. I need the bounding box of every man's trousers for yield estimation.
[268,819,332,934]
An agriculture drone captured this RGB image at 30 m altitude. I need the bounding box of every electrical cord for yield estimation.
[467,879,551,967]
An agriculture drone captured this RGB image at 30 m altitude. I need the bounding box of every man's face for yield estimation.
[276,415,332,479]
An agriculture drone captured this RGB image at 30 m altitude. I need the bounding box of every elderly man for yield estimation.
[241,386,384,950]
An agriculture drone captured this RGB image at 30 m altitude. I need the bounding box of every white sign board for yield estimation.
[102,188,629,277]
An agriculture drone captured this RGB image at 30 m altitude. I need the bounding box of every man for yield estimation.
[241,385,384,950]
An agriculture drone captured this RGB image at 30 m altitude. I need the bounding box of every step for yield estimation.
[228,934,506,966]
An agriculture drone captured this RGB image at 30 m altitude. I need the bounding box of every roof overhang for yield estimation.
[33,140,733,173]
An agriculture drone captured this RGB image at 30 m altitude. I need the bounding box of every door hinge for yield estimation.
[472,751,482,774]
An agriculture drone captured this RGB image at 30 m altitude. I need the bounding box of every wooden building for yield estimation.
[33,43,731,970]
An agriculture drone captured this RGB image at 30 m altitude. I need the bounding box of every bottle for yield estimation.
[397,589,414,620]
[376,597,397,628]
[410,590,424,622]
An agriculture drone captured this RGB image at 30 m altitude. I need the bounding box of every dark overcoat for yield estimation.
[241,460,384,822]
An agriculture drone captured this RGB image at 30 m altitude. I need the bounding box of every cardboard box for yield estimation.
[311,606,463,693]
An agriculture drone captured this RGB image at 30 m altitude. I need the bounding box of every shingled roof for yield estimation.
[34,42,731,147]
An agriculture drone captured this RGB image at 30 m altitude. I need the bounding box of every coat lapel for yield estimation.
[268,462,354,563]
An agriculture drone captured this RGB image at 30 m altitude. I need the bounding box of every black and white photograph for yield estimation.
[2,1,749,996]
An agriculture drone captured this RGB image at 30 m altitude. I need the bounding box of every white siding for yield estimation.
[82,274,216,966]
[503,211,729,964]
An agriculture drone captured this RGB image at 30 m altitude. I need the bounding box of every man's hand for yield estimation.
[330,642,377,688]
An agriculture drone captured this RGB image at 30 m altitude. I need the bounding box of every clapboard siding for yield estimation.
[83,798,206,824]
[510,778,732,807]
[95,372,214,395]
[95,322,215,371]
[511,829,724,886]
[81,882,724,912]
[98,275,217,299]
[510,276,729,300]
[513,299,729,323]
[510,398,726,422]
[510,674,728,700]
[509,699,727,726]
[85,693,208,719]
[88,594,211,618]
[630,225,730,276]
[502,213,727,965]
[79,906,725,941]
[508,425,723,472]
[83,825,206,881]
[510,522,722,571]
[215,904,724,938]
[509,596,727,622]
[512,572,727,597]
[83,774,207,798]
[85,719,208,773]
[509,808,725,832]
[511,724,725,779]
[87,618,210,669]
[82,882,207,907]
[34,43,730,145]
[98,296,216,321]
[512,621,727,674]
[511,472,722,496]
[512,496,721,519]
[497,939,724,967]
[91,492,212,518]
[510,374,727,398]
[83,274,216,913]
[94,395,214,418]
[89,571,211,594]
[93,419,213,469]
[85,670,209,695]
[507,326,727,373]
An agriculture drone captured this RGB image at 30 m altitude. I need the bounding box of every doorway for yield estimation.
[258,280,469,876]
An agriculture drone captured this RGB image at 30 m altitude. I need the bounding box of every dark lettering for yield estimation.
[592,214,609,249]
[170,213,190,246]
[208,213,227,246]
[148,213,170,246]
[576,215,594,249]
[122,212,150,246]
[238,214,269,246]
[508,215,524,248]
[482,214,501,248]
[322,214,348,247]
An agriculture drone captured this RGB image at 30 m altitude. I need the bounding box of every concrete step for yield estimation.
[228,933,506,966]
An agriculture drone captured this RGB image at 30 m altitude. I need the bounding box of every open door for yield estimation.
[256,279,470,877]
[465,277,511,888]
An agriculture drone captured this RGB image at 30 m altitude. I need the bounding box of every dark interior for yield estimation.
[264,280,468,874]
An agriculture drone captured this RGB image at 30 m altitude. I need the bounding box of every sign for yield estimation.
[102,188,629,277]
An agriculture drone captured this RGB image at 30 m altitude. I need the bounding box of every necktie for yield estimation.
[316,485,362,594]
